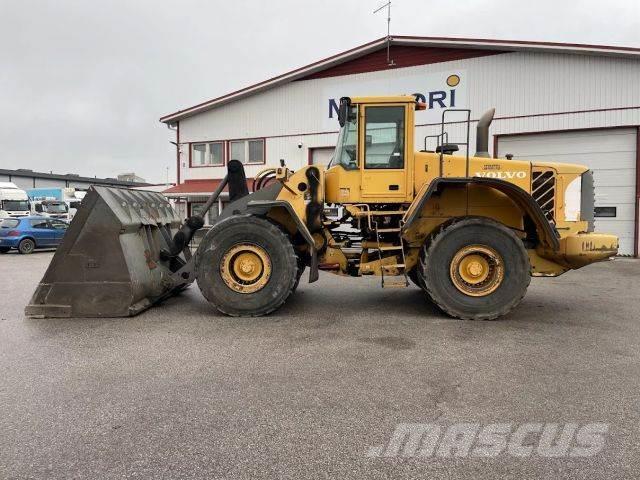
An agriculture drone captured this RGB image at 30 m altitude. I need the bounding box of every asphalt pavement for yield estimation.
[1,251,639,479]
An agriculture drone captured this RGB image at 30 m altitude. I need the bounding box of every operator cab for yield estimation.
[325,96,417,204]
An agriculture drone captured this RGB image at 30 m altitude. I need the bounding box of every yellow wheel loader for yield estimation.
[26,96,619,320]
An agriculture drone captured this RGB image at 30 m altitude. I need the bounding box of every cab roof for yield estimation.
[349,95,417,104]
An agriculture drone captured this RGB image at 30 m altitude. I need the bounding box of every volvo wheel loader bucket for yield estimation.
[25,186,187,318]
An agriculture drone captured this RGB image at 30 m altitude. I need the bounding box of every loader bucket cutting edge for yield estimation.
[25,186,190,318]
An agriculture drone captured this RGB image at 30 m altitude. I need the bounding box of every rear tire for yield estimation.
[420,217,530,321]
[18,238,35,255]
[409,263,435,304]
[408,268,425,290]
[195,215,298,317]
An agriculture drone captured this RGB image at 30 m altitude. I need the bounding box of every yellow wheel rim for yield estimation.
[220,244,271,294]
[450,245,504,297]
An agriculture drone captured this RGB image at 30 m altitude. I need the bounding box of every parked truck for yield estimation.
[0,182,31,218]
[27,187,87,221]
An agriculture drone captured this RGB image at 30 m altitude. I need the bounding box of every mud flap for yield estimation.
[25,186,190,318]
[309,248,319,283]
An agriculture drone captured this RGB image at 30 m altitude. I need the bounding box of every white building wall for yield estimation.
[7,177,34,190]
[178,50,640,183]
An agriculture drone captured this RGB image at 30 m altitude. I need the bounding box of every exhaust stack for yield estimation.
[475,108,495,158]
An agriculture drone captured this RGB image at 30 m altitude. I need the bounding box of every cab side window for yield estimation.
[364,106,405,169]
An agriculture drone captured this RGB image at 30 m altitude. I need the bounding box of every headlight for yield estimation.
[564,177,582,222]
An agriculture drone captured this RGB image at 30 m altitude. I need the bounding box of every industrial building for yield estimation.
[117,173,147,183]
[161,36,640,256]
[0,168,151,190]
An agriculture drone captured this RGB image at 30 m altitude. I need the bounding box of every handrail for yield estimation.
[438,109,471,177]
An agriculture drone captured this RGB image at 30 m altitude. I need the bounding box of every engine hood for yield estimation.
[530,161,589,175]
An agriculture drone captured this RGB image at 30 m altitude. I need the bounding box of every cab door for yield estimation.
[360,104,410,202]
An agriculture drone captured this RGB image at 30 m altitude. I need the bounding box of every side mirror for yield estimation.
[337,97,351,127]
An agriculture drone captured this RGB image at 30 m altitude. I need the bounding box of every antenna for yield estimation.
[373,1,395,66]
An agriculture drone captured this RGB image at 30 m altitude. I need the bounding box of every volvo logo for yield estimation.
[474,171,527,179]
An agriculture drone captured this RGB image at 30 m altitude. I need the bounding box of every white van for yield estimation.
[0,182,30,218]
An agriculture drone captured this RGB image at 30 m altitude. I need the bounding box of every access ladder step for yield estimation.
[379,245,404,251]
[381,264,405,269]
[376,227,402,233]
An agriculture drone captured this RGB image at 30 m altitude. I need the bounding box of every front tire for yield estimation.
[195,215,298,317]
[0,247,10,254]
[18,238,35,255]
[420,217,530,321]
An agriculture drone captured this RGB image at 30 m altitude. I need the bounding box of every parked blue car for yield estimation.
[0,216,69,254]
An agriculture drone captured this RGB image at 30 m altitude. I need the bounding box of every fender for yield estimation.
[402,177,561,251]
[212,165,319,283]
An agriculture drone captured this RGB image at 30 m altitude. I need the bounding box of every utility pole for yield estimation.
[374,1,395,67]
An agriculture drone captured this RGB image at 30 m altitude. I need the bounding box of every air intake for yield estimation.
[532,168,556,223]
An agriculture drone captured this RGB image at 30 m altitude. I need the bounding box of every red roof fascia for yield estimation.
[163,178,254,195]
[393,35,640,53]
[298,45,504,80]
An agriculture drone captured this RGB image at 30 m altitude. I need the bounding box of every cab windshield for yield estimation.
[44,202,68,213]
[2,200,29,211]
[329,105,358,170]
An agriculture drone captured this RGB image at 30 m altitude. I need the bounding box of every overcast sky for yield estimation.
[1,0,638,184]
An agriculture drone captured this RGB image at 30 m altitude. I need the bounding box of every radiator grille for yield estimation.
[532,170,556,223]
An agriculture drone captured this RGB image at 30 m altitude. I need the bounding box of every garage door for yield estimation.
[498,128,637,256]
[310,147,335,166]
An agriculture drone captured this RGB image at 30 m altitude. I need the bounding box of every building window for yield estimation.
[189,202,221,226]
[229,139,265,164]
[594,206,617,218]
[192,142,224,166]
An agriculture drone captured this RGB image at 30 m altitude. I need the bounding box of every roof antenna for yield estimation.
[374,1,395,66]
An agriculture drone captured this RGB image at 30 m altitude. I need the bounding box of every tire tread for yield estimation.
[421,217,531,321]
[195,215,299,317]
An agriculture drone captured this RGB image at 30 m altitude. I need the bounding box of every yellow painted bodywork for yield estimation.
[539,233,619,269]
[272,95,618,280]
[268,166,320,238]
[324,100,415,204]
